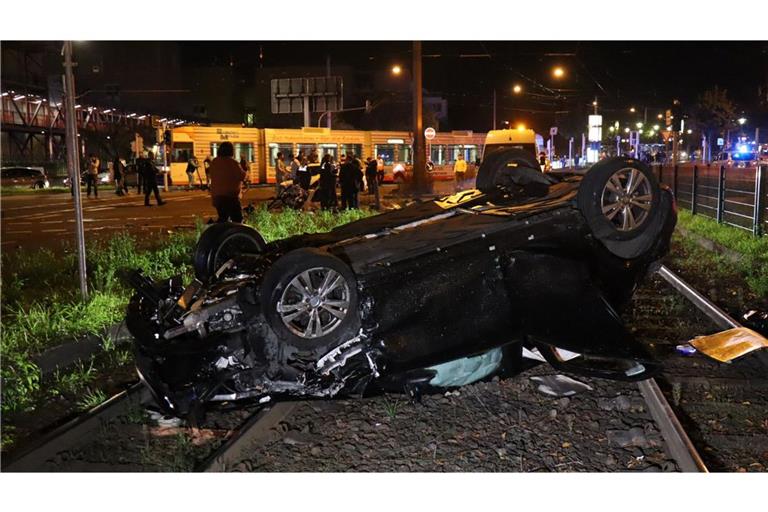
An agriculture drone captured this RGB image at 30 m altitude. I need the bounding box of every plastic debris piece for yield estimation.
[675,344,697,356]
[689,327,768,363]
[529,374,593,397]
[427,348,503,387]
[523,346,581,362]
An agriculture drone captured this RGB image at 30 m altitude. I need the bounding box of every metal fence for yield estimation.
[651,163,768,236]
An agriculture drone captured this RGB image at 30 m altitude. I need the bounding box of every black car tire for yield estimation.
[577,158,664,258]
[261,248,360,354]
[193,223,266,281]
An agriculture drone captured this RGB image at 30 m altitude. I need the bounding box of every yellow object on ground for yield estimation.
[689,327,768,363]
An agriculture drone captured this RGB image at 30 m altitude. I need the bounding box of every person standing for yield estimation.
[318,154,337,210]
[289,152,302,181]
[185,156,199,191]
[140,151,165,206]
[274,151,287,196]
[365,157,380,210]
[113,155,127,196]
[453,153,467,190]
[376,154,385,184]
[339,154,362,209]
[86,154,100,198]
[203,155,213,188]
[209,141,246,223]
[297,154,311,190]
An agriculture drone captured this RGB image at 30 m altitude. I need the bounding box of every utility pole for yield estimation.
[63,41,88,300]
[412,41,427,195]
[492,89,497,130]
[326,55,332,129]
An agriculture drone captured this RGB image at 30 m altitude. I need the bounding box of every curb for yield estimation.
[31,322,133,377]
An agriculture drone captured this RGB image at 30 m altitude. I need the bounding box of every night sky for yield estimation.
[5,40,767,133]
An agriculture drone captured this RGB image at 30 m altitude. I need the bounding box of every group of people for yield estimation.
[274,151,382,210]
[79,152,165,207]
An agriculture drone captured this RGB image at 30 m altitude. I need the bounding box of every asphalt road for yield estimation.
[0,183,420,252]
[0,186,278,252]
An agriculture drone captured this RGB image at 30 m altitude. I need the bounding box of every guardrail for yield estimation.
[652,162,768,236]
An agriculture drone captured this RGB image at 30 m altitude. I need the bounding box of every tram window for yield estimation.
[398,144,413,164]
[269,143,294,165]
[172,142,193,163]
[318,143,339,160]
[429,144,445,165]
[297,144,316,159]
[447,145,476,163]
[341,144,363,159]
[374,144,396,165]
[234,143,253,163]
[210,143,219,157]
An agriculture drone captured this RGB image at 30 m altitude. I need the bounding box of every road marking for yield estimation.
[85,206,117,212]
[6,230,33,234]
[41,229,67,233]
[40,220,65,224]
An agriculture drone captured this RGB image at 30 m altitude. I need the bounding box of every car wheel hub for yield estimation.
[600,167,653,231]
[277,267,350,339]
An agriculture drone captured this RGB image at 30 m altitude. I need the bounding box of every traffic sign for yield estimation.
[424,127,436,140]
[717,137,724,147]
[550,127,558,136]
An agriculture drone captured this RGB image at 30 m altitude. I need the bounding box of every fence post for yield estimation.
[754,164,767,237]
[716,165,725,224]
[691,165,698,215]
[672,164,678,199]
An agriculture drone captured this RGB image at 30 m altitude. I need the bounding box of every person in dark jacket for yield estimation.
[317,154,337,210]
[365,157,380,210]
[140,152,165,206]
[113,155,125,195]
[339,154,362,209]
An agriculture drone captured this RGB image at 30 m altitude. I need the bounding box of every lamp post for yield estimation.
[412,41,427,195]
[62,41,88,300]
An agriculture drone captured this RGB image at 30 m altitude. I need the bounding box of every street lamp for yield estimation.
[552,66,565,79]
[657,113,663,119]
[630,107,636,113]
[512,84,522,94]
[636,122,643,129]
[391,65,402,76]
[738,117,747,125]
[653,124,660,131]
[516,123,526,131]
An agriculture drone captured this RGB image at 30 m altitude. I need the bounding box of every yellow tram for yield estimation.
[168,125,486,185]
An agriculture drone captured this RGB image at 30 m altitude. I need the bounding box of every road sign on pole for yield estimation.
[550,127,558,136]
[424,127,436,140]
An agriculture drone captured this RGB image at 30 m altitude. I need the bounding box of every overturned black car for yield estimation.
[126,149,676,418]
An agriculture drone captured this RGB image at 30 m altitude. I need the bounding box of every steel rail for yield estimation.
[644,264,768,473]
[2,382,149,472]
[197,402,300,472]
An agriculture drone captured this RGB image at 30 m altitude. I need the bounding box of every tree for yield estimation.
[693,86,738,143]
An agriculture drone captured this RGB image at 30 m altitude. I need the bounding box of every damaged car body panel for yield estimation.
[126,151,677,417]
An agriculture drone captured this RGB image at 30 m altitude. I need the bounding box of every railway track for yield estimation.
[3,266,760,472]
[627,265,768,472]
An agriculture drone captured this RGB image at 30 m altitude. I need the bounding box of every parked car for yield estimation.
[126,151,676,419]
[0,166,50,189]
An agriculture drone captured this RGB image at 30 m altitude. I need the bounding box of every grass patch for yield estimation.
[76,388,108,412]
[676,210,768,297]
[1,186,71,196]
[1,207,375,418]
